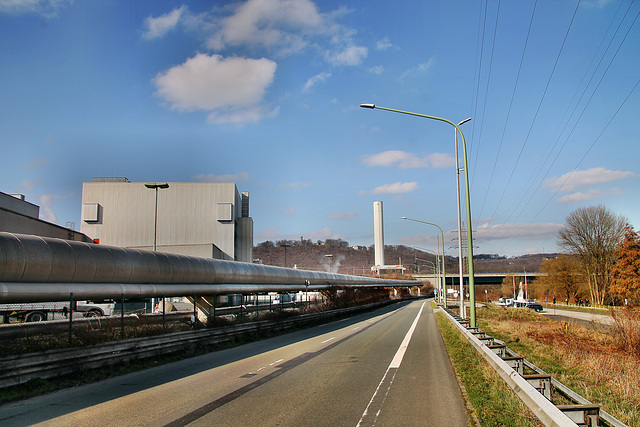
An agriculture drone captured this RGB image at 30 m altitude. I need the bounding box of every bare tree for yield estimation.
[557,205,628,305]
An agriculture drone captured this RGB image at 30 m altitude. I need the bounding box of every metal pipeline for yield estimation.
[0,232,418,302]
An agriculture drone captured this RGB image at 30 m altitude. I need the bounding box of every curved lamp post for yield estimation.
[411,246,441,304]
[414,256,439,301]
[403,217,446,307]
[361,103,477,327]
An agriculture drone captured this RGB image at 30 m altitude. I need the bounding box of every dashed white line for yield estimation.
[321,336,336,344]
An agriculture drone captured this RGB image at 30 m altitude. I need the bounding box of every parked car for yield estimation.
[525,302,543,312]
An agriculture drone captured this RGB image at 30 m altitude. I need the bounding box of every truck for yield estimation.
[0,300,115,323]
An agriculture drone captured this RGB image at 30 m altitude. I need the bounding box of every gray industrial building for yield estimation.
[0,191,91,242]
[81,178,253,262]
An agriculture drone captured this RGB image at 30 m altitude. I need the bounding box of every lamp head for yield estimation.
[360,103,375,109]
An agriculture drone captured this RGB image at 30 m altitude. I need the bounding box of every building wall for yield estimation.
[80,180,253,261]
[0,191,92,242]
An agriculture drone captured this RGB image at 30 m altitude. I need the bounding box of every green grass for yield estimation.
[435,311,541,427]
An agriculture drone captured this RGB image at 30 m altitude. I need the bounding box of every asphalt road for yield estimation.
[0,299,469,426]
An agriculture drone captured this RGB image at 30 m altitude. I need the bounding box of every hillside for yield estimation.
[253,240,557,274]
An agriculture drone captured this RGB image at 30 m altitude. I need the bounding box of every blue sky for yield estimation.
[1,0,639,257]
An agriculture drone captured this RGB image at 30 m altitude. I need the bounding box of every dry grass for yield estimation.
[479,305,640,426]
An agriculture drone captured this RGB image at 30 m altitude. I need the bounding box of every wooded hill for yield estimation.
[253,240,557,274]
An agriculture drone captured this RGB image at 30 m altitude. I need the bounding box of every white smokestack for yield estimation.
[373,201,384,267]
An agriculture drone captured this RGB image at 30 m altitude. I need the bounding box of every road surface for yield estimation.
[0,299,469,426]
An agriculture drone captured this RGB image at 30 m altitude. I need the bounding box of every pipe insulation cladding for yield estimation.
[0,232,418,302]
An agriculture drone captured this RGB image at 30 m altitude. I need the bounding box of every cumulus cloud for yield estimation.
[544,167,636,192]
[154,53,277,123]
[142,6,186,40]
[303,72,331,92]
[370,182,419,194]
[192,172,251,182]
[207,0,323,53]
[362,150,455,169]
[0,0,71,18]
[38,192,73,224]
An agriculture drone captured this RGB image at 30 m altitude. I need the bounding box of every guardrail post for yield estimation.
[162,294,166,331]
[68,292,73,344]
[121,293,125,338]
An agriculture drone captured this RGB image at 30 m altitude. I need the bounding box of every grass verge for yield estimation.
[477,304,640,426]
[435,310,541,427]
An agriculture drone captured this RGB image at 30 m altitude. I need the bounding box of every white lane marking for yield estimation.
[247,359,285,375]
[321,336,336,344]
[356,302,426,427]
[352,326,360,330]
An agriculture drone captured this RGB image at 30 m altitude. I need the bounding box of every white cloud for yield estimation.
[0,0,71,18]
[544,167,636,192]
[376,37,393,50]
[326,45,368,66]
[401,57,436,80]
[370,182,419,194]
[367,65,384,75]
[329,211,356,220]
[303,72,331,92]
[192,172,251,182]
[556,188,621,203]
[154,54,277,124]
[142,6,186,40]
[207,0,322,53]
[474,222,562,241]
[362,150,455,169]
[281,208,296,215]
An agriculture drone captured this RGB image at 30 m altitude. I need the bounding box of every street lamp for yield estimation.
[361,103,478,327]
[402,217,446,307]
[413,254,440,301]
[145,182,169,315]
[412,246,441,303]
[144,182,169,251]
[455,117,472,318]
[280,243,291,268]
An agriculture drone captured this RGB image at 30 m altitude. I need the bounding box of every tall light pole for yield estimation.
[455,117,472,318]
[403,218,446,307]
[361,103,477,327]
[144,182,169,251]
[280,243,291,268]
[412,246,441,303]
[145,182,169,314]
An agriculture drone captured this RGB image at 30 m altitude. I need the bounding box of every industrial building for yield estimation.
[80,178,253,262]
[0,191,91,242]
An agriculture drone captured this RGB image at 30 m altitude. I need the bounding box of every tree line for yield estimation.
[535,204,639,306]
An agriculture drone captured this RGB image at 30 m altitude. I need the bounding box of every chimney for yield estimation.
[373,201,385,267]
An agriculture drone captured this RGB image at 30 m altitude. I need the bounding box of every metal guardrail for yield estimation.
[440,307,626,427]
[0,300,396,389]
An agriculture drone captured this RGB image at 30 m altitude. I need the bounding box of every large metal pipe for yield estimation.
[0,233,418,302]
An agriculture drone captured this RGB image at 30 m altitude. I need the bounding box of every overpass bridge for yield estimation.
[412,272,546,286]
